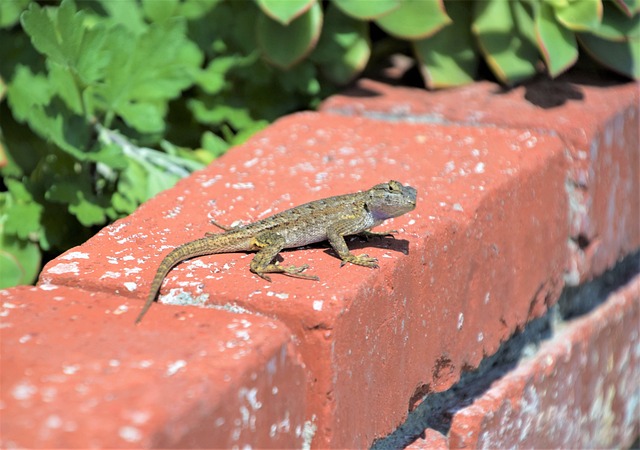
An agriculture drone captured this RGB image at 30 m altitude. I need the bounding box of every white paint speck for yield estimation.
[100,271,121,280]
[244,157,259,168]
[457,313,464,330]
[275,293,289,300]
[19,334,32,344]
[232,182,255,190]
[113,304,128,315]
[47,262,79,275]
[45,415,63,429]
[477,332,484,342]
[240,387,262,410]
[129,411,151,425]
[119,426,142,443]
[312,300,323,311]
[165,360,187,376]
[453,203,464,212]
[12,382,37,400]
[60,252,90,260]
[39,284,58,291]
[474,162,485,174]
[235,330,251,341]
[123,282,137,292]
[63,364,80,375]
[444,161,455,174]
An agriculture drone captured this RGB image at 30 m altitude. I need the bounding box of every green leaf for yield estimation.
[21,0,109,85]
[614,0,640,16]
[535,1,579,76]
[0,0,30,29]
[256,0,316,25]
[551,0,603,31]
[178,0,223,20]
[116,159,148,207]
[8,66,92,160]
[578,31,640,78]
[46,181,107,226]
[413,1,478,88]
[279,61,321,94]
[197,54,259,95]
[117,101,166,135]
[25,100,91,160]
[0,232,41,288]
[375,0,452,40]
[6,65,51,123]
[48,62,84,114]
[93,0,147,35]
[94,19,202,133]
[86,143,128,170]
[2,178,43,241]
[332,0,401,20]
[142,0,180,22]
[188,97,255,129]
[473,0,541,84]
[257,2,323,69]
[201,131,230,159]
[312,4,371,84]
[587,2,640,40]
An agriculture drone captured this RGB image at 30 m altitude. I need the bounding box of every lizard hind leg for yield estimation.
[249,232,319,282]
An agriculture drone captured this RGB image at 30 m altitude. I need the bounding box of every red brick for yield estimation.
[0,286,307,449]
[38,113,567,448]
[447,272,640,449]
[321,76,640,284]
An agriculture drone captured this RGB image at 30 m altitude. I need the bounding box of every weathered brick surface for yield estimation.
[2,76,634,449]
[321,76,640,284]
[447,272,640,449]
[0,286,307,448]
[36,112,567,448]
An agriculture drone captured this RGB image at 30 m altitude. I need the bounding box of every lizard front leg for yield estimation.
[250,232,319,282]
[204,219,234,236]
[327,223,379,268]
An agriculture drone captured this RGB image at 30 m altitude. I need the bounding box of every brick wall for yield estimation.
[2,73,638,449]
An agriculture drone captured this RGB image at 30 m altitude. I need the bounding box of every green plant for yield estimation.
[1,0,638,289]
[0,0,335,288]
[253,0,639,87]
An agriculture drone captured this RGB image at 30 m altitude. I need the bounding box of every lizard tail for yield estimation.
[134,238,219,324]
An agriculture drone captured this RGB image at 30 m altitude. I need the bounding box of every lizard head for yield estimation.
[366,180,417,220]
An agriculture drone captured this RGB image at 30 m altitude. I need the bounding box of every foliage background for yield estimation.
[0,0,637,288]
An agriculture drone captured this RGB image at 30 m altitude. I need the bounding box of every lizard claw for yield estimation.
[283,264,319,280]
[341,254,379,269]
[255,272,272,283]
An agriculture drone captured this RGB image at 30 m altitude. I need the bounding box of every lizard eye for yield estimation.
[387,180,402,192]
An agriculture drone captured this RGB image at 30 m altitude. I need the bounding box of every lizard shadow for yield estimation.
[279,235,410,262]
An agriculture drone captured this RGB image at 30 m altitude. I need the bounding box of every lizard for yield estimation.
[135,180,417,324]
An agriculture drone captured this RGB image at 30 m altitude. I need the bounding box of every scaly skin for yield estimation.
[135,180,417,324]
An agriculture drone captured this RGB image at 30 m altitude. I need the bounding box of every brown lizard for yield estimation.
[135,180,417,324]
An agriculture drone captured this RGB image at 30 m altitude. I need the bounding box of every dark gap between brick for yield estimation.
[372,250,640,450]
